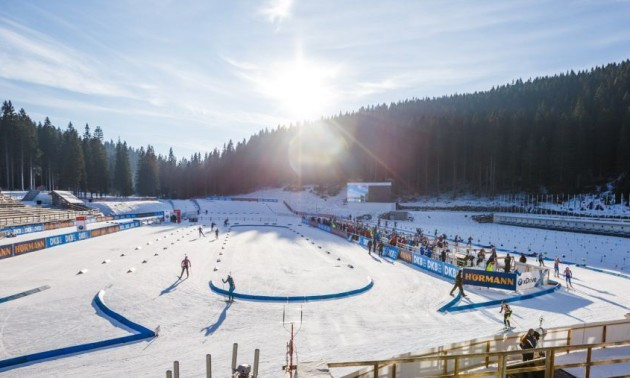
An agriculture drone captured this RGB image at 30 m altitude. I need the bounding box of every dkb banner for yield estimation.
[383,245,400,259]
[411,253,460,281]
[462,269,517,291]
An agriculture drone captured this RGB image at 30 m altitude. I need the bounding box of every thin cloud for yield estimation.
[260,0,293,23]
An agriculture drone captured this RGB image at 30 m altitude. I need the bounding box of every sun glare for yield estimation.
[264,56,338,121]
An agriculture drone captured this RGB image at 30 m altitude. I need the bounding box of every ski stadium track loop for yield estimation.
[442,281,562,313]
[0,289,155,371]
[209,278,374,302]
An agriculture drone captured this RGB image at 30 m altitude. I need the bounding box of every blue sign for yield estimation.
[359,236,370,248]
[318,224,332,233]
[384,245,400,259]
[2,223,45,236]
[411,253,460,281]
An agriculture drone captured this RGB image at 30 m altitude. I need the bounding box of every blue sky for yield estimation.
[1,0,629,157]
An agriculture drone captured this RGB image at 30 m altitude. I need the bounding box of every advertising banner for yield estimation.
[331,228,348,238]
[411,253,461,280]
[383,245,400,259]
[76,216,87,231]
[398,250,412,263]
[516,271,539,291]
[13,238,46,255]
[90,225,120,237]
[2,223,45,236]
[318,224,332,233]
[44,220,74,231]
[463,269,517,291]
[0,245,12,259]
[412,253,443,274]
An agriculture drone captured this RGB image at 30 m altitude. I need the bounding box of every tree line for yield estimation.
[1,59,629,198]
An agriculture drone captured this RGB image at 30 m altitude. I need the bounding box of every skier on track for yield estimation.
[554,257,560,278]
[538,252,545,266]
[179,255,191,279]
[211,222,215,231]
[500,301,513,329]
[564,266,574,289]
[198,226,205,238]
[222,273,235,302]
[449,270,467,298]
[367,239,372,256]
[215,228,219,239]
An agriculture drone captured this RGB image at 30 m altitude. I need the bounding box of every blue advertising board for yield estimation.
[462,269,517,291]
[411,253,460,281]
[318,224,332,233]
[2,223,45,236]
[383,245,400,259]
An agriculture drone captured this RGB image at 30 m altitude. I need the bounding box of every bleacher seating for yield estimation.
[51,190,97,212]
[0,192,100,228]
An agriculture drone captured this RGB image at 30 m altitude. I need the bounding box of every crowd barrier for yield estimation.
[0,290,155,370]
[206,196,278,203]
[209,278,374,302]
[0,220,141,260]
[113,211,165,220]
[1,220,75,237]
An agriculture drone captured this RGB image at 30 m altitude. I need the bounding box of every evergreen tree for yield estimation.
[114,140,133,196]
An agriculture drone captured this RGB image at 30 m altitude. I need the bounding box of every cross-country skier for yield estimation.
[564,266,574,289]
[467,236,472,247]
[449,270,467,297]
[211,222,215,231]
[554,257,560,278]
[500,301,513,329]
[367,239,373,256]
[224,218,229,226]
[222,273,235,302]
[215,228,219,239]
[538,252,545,266]
[179,255,191,279]
[198,226,205,237]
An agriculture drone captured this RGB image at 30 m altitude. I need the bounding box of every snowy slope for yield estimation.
[0,205,629,377]
[88,200,173,215]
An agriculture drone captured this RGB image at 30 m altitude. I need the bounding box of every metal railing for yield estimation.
[328,318,630,377]
[329,340,630,378]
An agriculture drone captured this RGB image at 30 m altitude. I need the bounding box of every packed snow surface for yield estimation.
[0,199,629,377]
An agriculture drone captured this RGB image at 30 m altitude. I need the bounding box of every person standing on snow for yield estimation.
[538,252,545,266]
[179,255,191,279]
[504,254,512,273]
[198,226,205,238]
[564,266,574,289]
[215,228,219,239]
[222,273,235,302]
[500,301,513,329]
[449,270,467,298]
[554,257,560,278]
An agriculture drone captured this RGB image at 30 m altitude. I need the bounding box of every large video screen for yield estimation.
[347,182,392,203]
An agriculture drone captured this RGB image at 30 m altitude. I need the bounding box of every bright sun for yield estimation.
[264,56,338,120]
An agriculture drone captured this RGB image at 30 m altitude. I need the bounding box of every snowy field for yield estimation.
[1,201,630,377]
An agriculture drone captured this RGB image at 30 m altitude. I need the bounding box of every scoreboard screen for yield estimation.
[347,182,392,203]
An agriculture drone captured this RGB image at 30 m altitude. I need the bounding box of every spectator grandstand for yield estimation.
[0,192,100,228]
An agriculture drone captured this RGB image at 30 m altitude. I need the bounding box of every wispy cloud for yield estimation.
[0,17,135,98]
[260,0,293,24]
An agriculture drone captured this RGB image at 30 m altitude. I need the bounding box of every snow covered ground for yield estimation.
[0,200,629,377]
[87,200,173,216]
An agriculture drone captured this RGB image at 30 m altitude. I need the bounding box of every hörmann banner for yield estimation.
[462,269,517,291]
[13,238,46,255]
[0,245,12,259]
